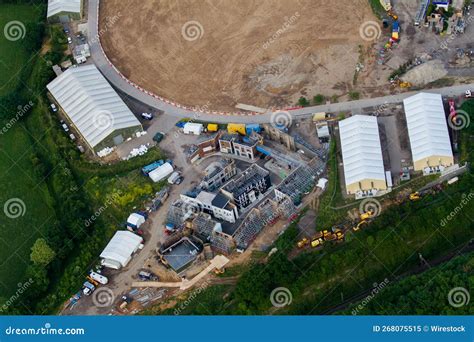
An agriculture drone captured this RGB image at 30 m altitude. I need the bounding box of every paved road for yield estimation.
[87,0,474,124]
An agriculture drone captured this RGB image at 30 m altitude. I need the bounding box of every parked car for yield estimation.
[50,103,58,112]
[141,112,153,120]
[67,37,72,44]
[466,90,472,98]
[64,28,69,34]
[175,176,184,185]
[138,270,158,281]
[153,132,164,143]
[69,133,76,141]
[62,123,69,132]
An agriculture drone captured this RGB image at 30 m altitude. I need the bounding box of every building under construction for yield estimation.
[275,157,326,205]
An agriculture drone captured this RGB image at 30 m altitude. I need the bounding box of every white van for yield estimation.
[89,271,108,285]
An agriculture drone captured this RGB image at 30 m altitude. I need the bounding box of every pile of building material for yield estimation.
[402,60,448,86]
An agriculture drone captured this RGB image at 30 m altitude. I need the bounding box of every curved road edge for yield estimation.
[87,0,474,124]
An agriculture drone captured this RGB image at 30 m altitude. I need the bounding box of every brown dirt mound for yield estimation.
[100,0,377,111]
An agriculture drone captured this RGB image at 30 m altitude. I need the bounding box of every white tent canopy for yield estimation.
[47,64,141,149]
[339,115,386,187]
[403,92,453,164]
[100,231,143,269]
[47,0,81,18]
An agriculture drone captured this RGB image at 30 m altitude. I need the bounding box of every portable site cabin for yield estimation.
[127,213,146,229]
[183,123,204,135]
[100,231,143,269]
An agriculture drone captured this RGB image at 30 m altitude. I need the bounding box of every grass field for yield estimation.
[0,4,43,97]
[0,123,56,298]
[0,3,52,298]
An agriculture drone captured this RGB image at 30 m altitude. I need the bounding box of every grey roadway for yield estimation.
[87,0,474,124]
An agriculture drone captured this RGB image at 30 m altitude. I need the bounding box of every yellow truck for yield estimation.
[227,123,246,135]
[207,123,218,132]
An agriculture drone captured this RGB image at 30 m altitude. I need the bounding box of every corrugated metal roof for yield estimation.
[47,0,81,18]
[339,115,386,187]
[403,93,453,163]
[47,64,141,148]
[100,231,143,268]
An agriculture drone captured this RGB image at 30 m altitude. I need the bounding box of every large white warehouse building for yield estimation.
[339,115,387,195]
[47,64,142,153]
[47,0,82,22]
[403,93,454,173]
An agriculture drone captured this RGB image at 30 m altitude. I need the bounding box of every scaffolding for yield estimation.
[277,157,326,205]
[210,231,234,255]
[192,213,217,241]
[166,200,193,228]
[233,208,264,250]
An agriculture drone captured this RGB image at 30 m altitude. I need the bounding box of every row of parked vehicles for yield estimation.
[82,271,109,296]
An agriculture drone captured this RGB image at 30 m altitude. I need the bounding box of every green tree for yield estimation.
[30,238,56,265]
[313,94,325,105]
[298,97,310,107]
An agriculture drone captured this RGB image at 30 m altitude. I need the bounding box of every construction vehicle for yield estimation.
[334,230,345,241]
[353,220,368,232]
[214,268,225,275]
[409,192,421,201]
[297,238,310,248]
[399,81,412,88]
[360,210,375,221]
[322,230,333,240]
[311,237,324,248]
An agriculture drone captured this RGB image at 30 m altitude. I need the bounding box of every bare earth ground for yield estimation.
[100,0,376,111]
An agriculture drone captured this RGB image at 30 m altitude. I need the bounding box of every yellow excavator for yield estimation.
[360,210,375,221]
[353,220,368,232]
[297,238,310,248]
[409,192,421,201]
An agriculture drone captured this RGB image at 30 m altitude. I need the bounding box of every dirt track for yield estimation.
[100,0,377,111]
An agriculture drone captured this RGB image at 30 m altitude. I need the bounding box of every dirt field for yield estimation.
[100,0,377,111]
